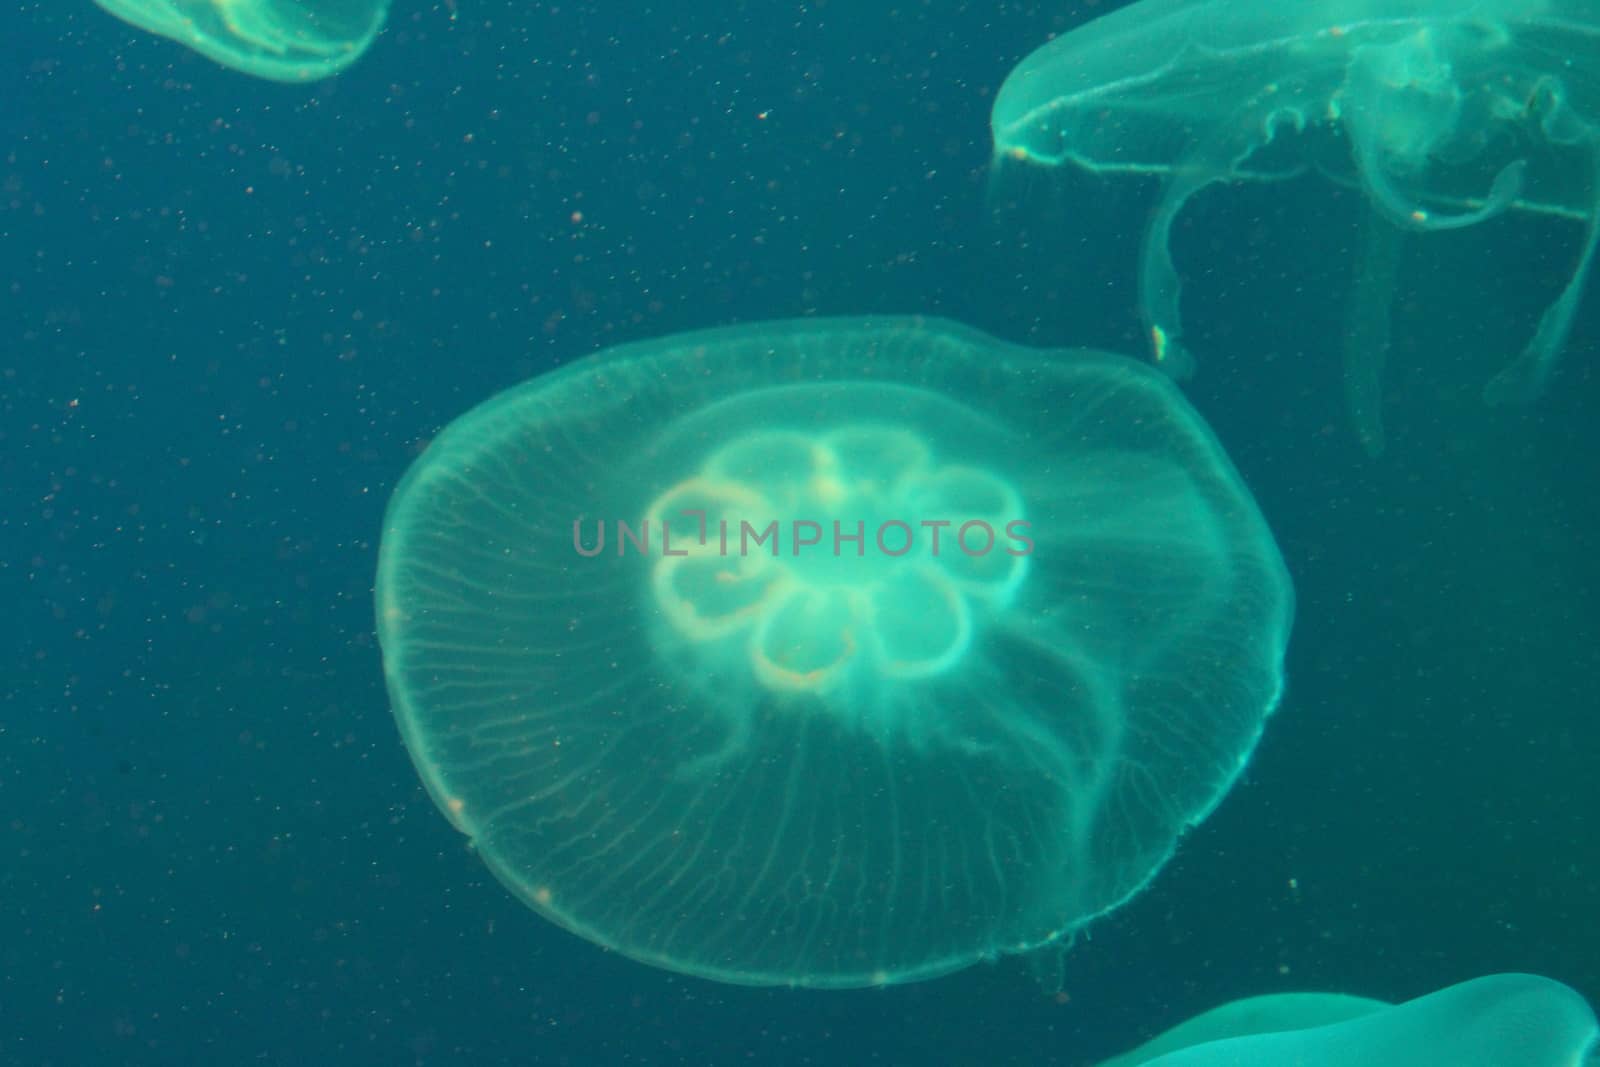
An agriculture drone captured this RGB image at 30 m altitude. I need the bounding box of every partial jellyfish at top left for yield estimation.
[993,0,1600,455]
[374,316,1295,988]
[94,0,389,82]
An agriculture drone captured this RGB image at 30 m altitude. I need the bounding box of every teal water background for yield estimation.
[4,1,1598,1063]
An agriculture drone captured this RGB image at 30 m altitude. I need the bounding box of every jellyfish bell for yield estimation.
[992,0,1600,455]
[375,316,1294,988]
[93,0,389,82]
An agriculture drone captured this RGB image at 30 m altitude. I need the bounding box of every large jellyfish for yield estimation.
[1095,973,1598,1066]
[374,317,1294,988]
[93,0,389,82]
[992,0,1600,455]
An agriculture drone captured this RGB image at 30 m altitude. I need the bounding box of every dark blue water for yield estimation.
[5,2,1598,1064]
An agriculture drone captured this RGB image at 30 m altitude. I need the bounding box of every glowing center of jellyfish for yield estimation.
[644,425,1029,699]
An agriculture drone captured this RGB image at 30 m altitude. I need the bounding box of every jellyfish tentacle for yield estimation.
[1351,123,1526,232]
[1138,141,1246,379]
[1485,159,1600,404]
[1344,208,1404,457]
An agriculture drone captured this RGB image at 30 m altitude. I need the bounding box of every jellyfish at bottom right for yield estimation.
[1096,973,1598,1067]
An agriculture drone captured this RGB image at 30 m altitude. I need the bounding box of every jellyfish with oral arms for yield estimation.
[993,0,1600,454]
